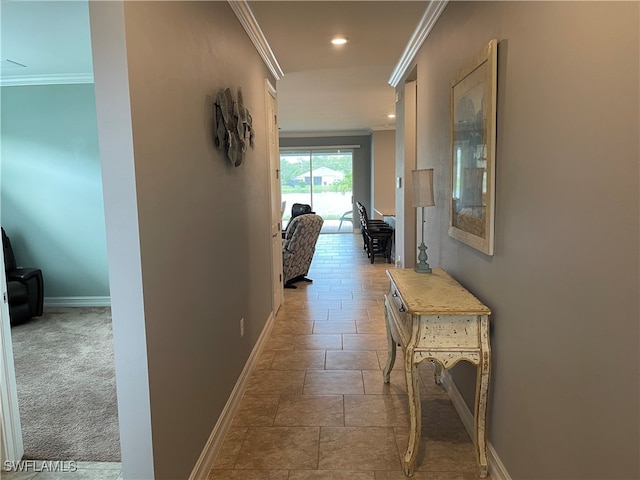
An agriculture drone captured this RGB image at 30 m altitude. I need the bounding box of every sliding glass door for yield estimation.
[280,149,353,234]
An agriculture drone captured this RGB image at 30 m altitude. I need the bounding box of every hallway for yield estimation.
[209,233,485,480]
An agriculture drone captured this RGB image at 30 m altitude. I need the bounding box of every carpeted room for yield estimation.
[10,307,121,462]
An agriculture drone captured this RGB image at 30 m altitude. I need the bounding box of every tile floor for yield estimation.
[208,233,488,480]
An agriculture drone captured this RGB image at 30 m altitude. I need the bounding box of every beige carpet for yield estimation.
[10,307,121,462]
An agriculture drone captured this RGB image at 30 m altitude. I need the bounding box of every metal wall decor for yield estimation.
[214,87,254,167]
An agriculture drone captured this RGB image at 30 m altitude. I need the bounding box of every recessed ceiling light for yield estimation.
[331,37,348,46]
[387,114,396,119]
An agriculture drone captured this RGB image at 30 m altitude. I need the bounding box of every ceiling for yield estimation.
[0,1,429,136]
[248,1,429,136]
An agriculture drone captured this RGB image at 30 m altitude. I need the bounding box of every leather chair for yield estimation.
[282,213,323,288]
[2,228,44,325]
[283,203,315,239]
[290,202,314,219]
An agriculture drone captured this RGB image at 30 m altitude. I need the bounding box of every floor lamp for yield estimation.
[411,169,435,274]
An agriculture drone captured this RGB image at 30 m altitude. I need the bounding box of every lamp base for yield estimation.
[414,242,432,274]
[414,263,432,274]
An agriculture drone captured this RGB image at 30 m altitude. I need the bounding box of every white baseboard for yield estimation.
[188,311,276,480]
[440,371,511,480]
[44,296,111,308]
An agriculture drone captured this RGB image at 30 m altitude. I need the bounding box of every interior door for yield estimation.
[0,242,24,465]
[266,80,284,312]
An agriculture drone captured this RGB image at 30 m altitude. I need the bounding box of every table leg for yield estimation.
[403,348,421,477]
[474,315,491,478]
[383,303,396,384]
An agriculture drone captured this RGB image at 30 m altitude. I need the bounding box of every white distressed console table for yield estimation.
[383,268,491,477]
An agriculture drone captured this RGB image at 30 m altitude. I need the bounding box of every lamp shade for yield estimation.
[411,169,435,207]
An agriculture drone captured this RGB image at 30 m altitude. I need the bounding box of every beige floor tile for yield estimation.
[265,333,296,351]
[344,394,409,427]
[255,350,276,370]
[355,320,387,334]
[297,300,342,313]
[318,291,354,301]
[232,395,280,427]
[245,370,305,395]
[341,298,382,310]
[271,320,314,335]
[305,283,332,292]
[366,308,387,321]
[361,368,430,396]
[325,350,380,370]
[274,394,344,426]
[318,426,401,471]
[393,428,477,473]
[288,470,375,480]
[303,370,364,395]
[326,309,368,322]
[234,427,320,470]
[332,286,364,295]
[374,472,481,480]
[312,321,357,334]
[277,309,329,322]
[211,426,248,469]
[342,333,389,350]
[270,350,326,370]
[294,334,343,350]
[208,470,289,480]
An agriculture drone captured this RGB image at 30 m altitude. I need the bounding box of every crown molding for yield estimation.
[0,73,94,87]
[388,0,448,88]
[228,0,284,81]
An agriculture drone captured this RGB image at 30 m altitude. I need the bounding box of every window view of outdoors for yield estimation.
[280,149,354,234]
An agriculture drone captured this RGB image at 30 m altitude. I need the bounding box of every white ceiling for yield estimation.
[249,1,429,136]
[0,1,429,136]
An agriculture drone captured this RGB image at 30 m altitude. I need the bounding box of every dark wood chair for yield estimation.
[356,202,393,264]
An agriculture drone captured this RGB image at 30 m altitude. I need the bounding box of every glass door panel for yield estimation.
[310,150,353,233]
[280,149,353,234]
[280,150,311,229]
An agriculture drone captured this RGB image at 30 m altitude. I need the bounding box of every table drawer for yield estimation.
[385,294,412,346]
[417,315,480,349]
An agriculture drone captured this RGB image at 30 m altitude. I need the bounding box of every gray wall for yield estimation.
[0,84,109,300]
[90,2,275,478]
[371,129,395,218]
[280,135,372,217]
[406,2,639,478]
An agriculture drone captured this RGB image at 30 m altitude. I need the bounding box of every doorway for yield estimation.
[280,148,354,234]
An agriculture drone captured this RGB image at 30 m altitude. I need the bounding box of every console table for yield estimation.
[383,268,491,477]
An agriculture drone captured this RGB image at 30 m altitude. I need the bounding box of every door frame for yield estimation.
[266,79,284,312]
[0,246,24,465]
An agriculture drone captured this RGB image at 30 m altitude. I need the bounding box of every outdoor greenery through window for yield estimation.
[280,149,354,234]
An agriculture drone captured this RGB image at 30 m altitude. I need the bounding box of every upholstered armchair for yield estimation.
[2,228,44,325]
[282,214,323,288]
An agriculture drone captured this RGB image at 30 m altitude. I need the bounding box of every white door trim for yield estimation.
[266,78,284,312]
[0,247,24,465]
